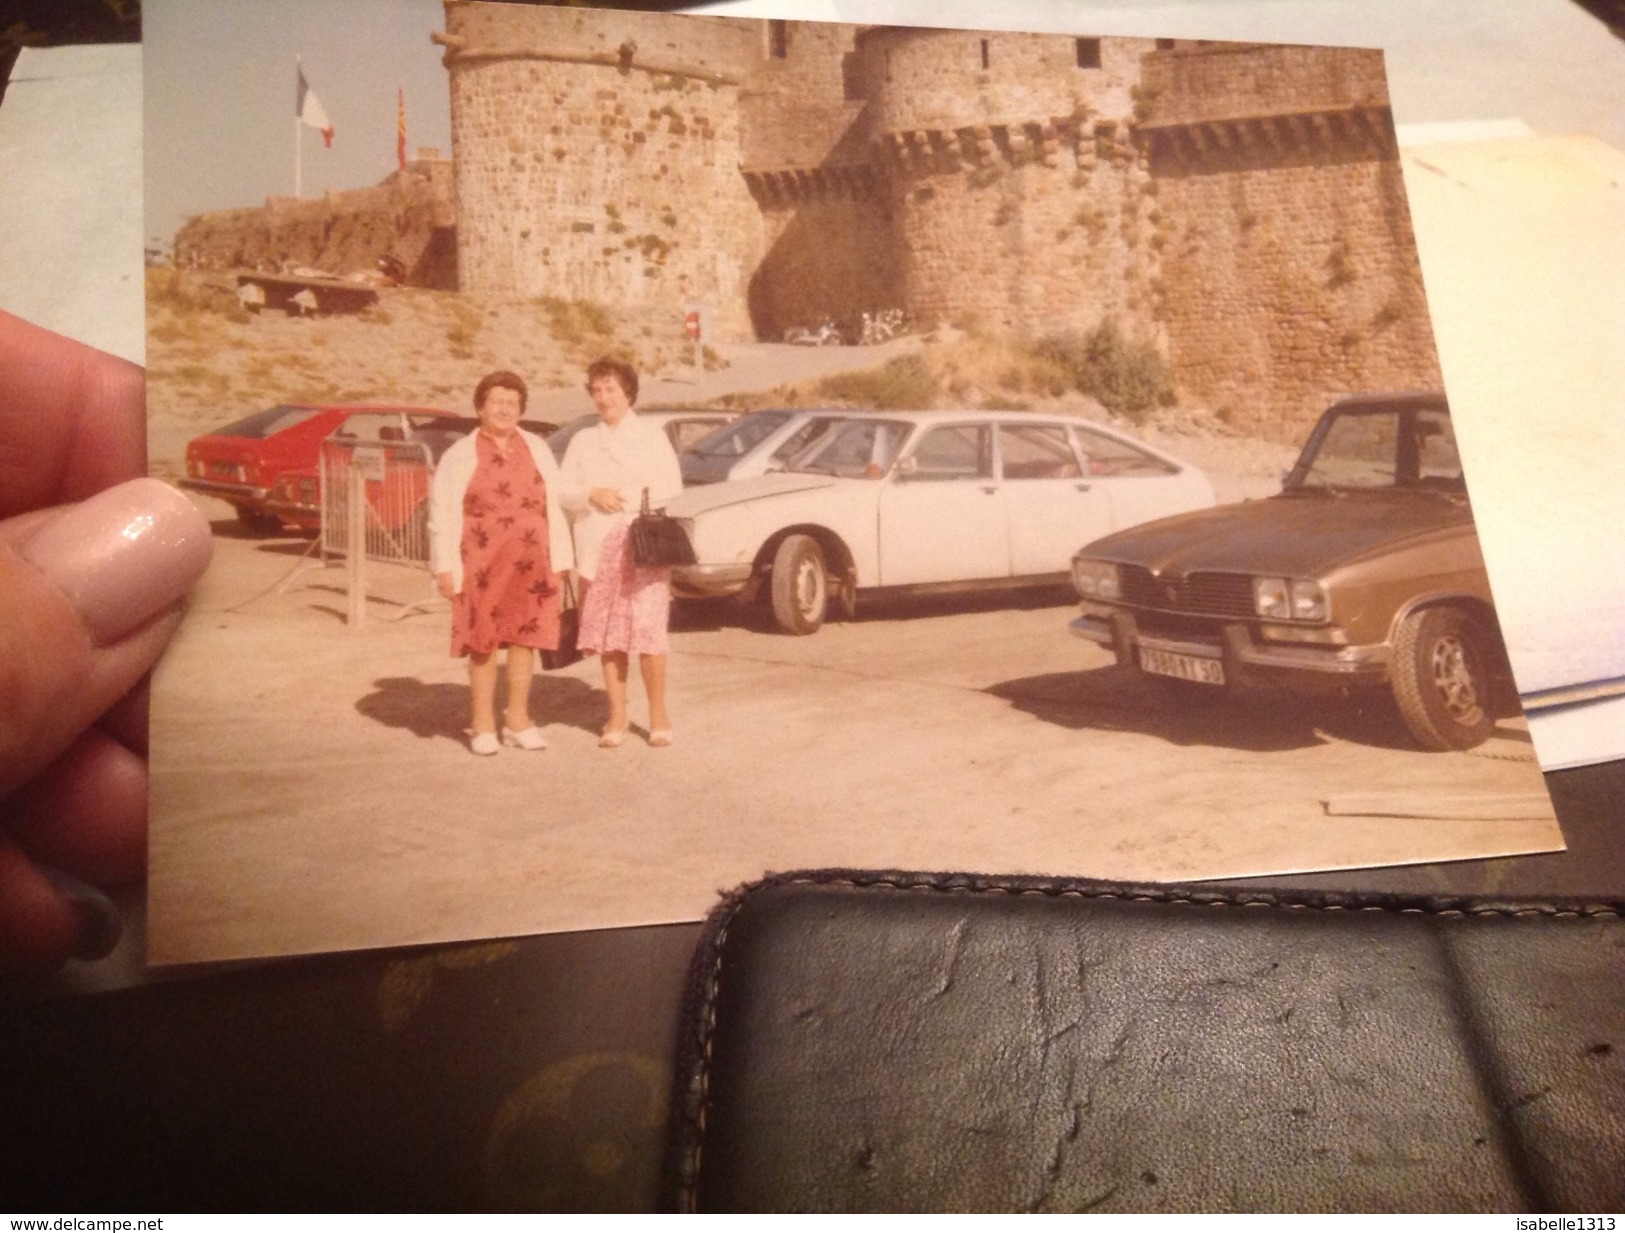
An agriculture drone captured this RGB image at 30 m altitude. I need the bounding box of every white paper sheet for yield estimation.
[0,45,144,364]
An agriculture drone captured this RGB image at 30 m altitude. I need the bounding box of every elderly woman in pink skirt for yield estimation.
[559,357,683,748]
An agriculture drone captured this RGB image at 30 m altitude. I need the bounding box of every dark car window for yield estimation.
[907,425,992,481]
[1293,406,1463,492]
[687,412,793,459]
[792,419,910,478]
[333,414,405,443]
[214,405,323,439]
[1073,425,1177,477]
[1000,423,1081,479]
[667,418,731,452]
[770,416,843,463]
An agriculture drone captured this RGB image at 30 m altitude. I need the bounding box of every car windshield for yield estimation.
[1288,406,1465,494]
[786,419,912,477]
[768,415,845,465]
[214,405,323,439]
[686,411,792,459]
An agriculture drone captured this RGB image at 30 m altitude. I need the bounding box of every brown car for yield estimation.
[1068,392,1514,750]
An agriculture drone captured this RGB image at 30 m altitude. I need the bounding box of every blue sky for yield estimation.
[144,0,452,245]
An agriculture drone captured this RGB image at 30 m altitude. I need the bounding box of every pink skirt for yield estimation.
[578,522,671,656]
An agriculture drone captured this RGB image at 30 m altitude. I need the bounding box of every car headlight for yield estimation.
[1072,558,1120,600]
[1254,577,1288,619]
[1289,579,1328,622]
[1254,577,1327,621]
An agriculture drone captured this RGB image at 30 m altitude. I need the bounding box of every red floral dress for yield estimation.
[450,432,561,657]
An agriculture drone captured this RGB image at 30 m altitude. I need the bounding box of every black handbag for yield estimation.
[629,487,696,567]
[540,574,583,670]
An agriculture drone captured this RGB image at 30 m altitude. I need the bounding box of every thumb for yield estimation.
[0,478,212,796]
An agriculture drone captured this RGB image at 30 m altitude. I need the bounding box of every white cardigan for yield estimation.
[428,428,576,592]
[558,412,683,580]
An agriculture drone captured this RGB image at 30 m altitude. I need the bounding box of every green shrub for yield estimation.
[815,355,939,409]
[1034,318,1175,421]
[536,296,615,345]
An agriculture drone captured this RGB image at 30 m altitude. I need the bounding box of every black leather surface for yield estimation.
[668,873,1625,1212]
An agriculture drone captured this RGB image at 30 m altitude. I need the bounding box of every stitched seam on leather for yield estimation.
[766,871,1625,919]
[681,890,746,1212]
[676,871,1621,1206]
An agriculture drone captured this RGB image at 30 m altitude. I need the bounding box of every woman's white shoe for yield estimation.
[470,731,501,756]
[502,726,549,751]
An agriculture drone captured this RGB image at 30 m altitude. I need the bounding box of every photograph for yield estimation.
[143,0,1562,965]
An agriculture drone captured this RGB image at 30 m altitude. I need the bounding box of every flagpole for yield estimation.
[295,56,303,199]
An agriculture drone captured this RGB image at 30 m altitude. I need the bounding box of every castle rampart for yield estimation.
[860,29,1162,339]
[438,1,763,335]
[173,9,1446,440]
[1137,44,1439,430]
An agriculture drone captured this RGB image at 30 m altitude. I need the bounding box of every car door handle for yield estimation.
[1075,482,1093,492]
[980,485,998,495]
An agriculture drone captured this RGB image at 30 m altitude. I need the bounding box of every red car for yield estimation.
[261,416,558,535]
[179,403,460,534]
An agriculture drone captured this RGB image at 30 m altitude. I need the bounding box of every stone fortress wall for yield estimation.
[1136,43,1441,424]
[174,3,1443,436]
[434,4,764,338]
[859,29,1163,340]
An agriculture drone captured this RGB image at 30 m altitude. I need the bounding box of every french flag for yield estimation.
[297,64,334,148]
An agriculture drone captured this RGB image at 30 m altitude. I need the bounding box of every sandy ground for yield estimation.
[148,490,1557,965]
[144,316,1557,965]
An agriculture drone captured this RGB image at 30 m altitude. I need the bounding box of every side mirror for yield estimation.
[894,456,919,481]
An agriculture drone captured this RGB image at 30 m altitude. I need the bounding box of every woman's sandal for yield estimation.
[598,726,628,749]
[502,726,549,751]
[648,728,674,748]
[469,731,501,756]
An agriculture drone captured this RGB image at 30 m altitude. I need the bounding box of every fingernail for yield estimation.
[20,478,212,646]
[42,867,123,962]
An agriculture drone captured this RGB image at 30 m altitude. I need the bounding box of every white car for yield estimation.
[679,408,850,486]
[665,410,1217,634]
[545,406,737,463]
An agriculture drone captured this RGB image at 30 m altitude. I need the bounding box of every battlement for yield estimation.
[174,9,1436,437]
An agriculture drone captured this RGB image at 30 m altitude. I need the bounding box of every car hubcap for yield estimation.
[796,559,824,618]
[1431,634,1484,725]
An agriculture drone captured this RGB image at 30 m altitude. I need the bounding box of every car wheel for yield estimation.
[770,534,827,635]
[1390,606,1495,751]
[236,506,284,536]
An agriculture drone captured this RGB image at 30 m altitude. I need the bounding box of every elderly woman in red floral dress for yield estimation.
[429,371,575,756]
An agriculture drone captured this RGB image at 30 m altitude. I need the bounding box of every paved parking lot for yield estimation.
[148,516,1560,965]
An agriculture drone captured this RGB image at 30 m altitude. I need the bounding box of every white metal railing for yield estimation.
[317,437,436,627]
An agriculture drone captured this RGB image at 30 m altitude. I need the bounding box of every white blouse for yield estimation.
[558,412,683,580]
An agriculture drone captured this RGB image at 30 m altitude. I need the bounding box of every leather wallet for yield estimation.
[666,871,1625,1212]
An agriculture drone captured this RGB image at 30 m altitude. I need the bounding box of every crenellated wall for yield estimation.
[860,29,1164,338]
[1138,44,1440,432]
[171,9,1444,439]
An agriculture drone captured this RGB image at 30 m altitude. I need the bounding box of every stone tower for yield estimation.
[435,1,764,336]
[857,28,1162,340]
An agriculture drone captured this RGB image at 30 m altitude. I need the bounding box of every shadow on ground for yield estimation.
[357,674,605,744]
[986,665,1528,755]
[670,584,1075,634]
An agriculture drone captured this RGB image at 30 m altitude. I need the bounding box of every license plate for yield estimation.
[1140,646,1225,686]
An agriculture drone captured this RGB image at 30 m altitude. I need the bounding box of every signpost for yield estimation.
[683,304,706,376]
